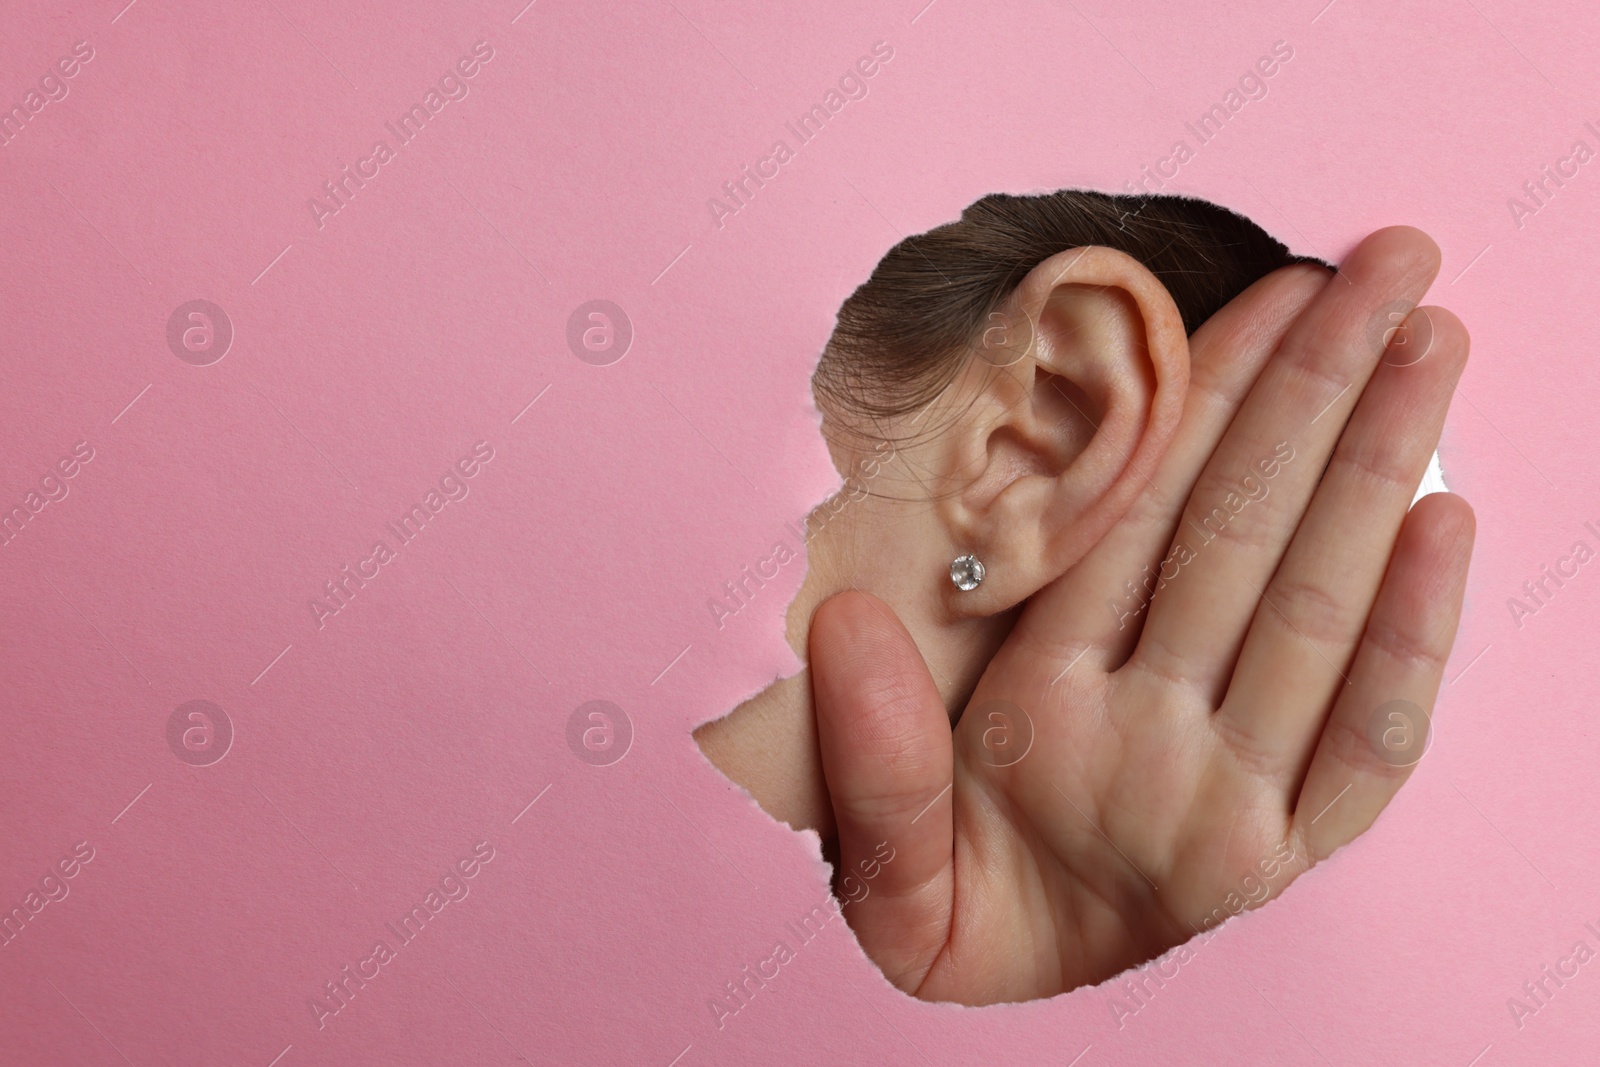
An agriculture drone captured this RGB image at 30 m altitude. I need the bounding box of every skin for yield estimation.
[698,243,1199,834]
[700,227,1474,1005]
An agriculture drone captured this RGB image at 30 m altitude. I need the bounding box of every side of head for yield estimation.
[695,189,1320,836]
[799,190,1319,704]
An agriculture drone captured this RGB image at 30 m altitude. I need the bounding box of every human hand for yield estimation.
[810,227,1474,1004]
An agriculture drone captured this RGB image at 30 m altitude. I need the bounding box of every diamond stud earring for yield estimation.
[950,554,985,592]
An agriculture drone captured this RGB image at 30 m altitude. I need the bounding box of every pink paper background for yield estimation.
[1,0,1595,1063]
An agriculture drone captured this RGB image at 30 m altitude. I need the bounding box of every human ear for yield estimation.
[932,245,1189,614]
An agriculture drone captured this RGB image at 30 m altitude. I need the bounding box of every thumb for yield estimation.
[810,590,953,993]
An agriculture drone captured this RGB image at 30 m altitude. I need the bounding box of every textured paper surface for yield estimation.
[0,1,1594,1064]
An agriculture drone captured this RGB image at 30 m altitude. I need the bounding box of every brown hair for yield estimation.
[814,190,1323,427]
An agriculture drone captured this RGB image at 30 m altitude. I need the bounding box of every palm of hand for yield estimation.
[927,647,1306,1002]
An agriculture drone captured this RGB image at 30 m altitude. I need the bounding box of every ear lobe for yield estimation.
[938,245,1190,613]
